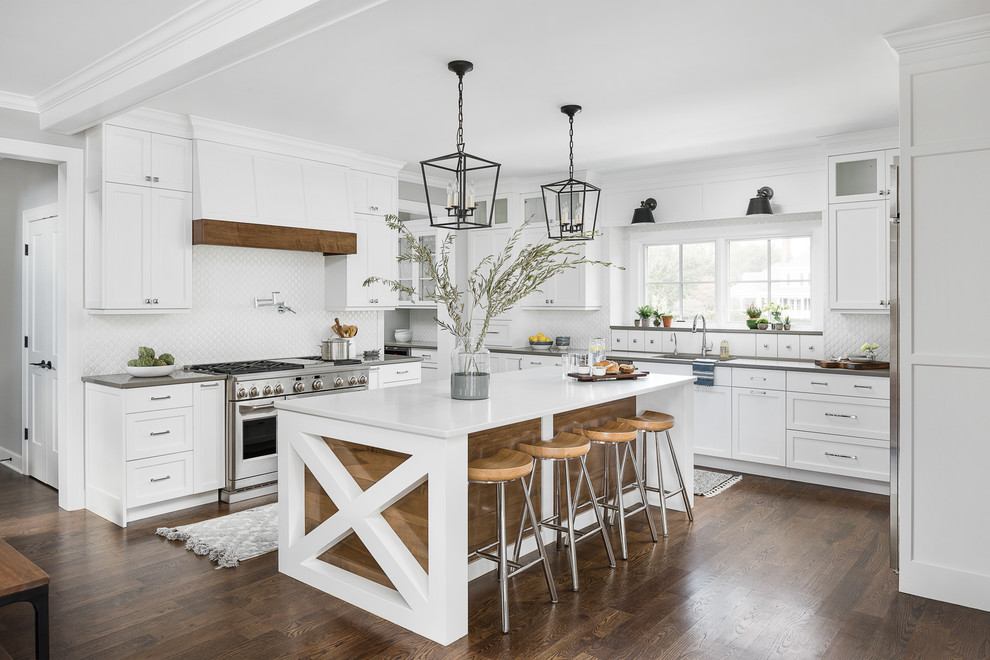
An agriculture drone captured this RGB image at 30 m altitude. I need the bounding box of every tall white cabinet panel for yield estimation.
[829,201,889,311]
[694,385,732,458]
[102,184,150,309]
[192,381,224,493]
[325,215,397,310]
[149,189,194,309]
[731,387,786,466]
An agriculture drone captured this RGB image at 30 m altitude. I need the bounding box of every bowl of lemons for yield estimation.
[529,333,554,350]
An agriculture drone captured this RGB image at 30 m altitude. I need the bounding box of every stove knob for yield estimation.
[333,377,344,388]
[348,376,357,386]
[293,382,305,393]
[273,383,284,395]
[236,388,247,399]
[312,379,324,391]
[357,375,367,385]
[249,386,259,398]
[262,385,273,396]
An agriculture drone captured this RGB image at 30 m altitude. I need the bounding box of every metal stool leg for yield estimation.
[496,481,510,633]
[652,431,670,536]
[667,430,694,521]
[554,461,565,549]
[562,460,580,591]
[518,477,558,605]
[613,443,629,559]
[580,455,616,567]
[626,441,658,542]
[512,469,535,564]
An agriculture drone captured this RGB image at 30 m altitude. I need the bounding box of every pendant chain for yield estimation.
[568,114,575,179]
[457,74,465,151]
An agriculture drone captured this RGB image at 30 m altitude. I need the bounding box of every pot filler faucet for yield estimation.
[692,314,713,357]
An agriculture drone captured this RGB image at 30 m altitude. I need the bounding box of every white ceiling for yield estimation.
[4,0,988,177]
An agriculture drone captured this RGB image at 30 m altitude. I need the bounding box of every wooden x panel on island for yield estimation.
[278,367,694,645]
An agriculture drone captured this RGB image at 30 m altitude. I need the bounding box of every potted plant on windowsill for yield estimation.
[746,303,761,330]
[661,312,674,327]
[365,215,619,400]
[757,318,770,330]
[635,305,655,328]
[763,302,789,330]
[783,315,791,331]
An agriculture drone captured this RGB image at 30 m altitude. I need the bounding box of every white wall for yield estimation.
[0,158,58,460]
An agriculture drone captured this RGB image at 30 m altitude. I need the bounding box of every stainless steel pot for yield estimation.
[321,338,350,361]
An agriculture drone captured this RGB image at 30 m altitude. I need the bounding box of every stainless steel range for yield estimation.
[187,358,369,503]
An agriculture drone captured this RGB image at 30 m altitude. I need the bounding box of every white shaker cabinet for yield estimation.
[731,387,787,466]
[105,125,193,192]
[192,380,225,493]
[325,215,397,310]
[693,384,732,458]
[828,149,898,205]
[519,229,600,310]
[348,170,397,216]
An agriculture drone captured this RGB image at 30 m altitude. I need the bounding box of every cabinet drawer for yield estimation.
[787,430,889,481]
[731,368,786,391]
[627,331,646,351]
[643,331,663,352]
[482,320,512,347]
[755,336,778,359]
[800,335,823,360]
[124,383,193,413]
[126,452,194,507]
[786,393,889,440]
[787,371,889,399]
[611,330,628,351]
[126,408,194,460]
[380,362,421,387]
[412,349,437,365]
[777,337,800,359]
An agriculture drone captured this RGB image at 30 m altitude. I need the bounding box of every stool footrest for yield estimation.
[644,484,687,500]
[540,521,607,547]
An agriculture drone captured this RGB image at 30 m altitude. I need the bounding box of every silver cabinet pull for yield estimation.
[150,475,171,482]
[750,376,766,381]
[811,381,829,386]
[149,430,171,436]
[488,331,500,334]
[808,346,816,351]
[825,412,858,419]
[750,390,767,395]
[529,361,540,365]
[785,345,792,350]
[853,384,873,389]
[144,175,152,182]
[396,370,408,374]
[550,299,554,304]
[200,382,219,388]
[153,176,159,182]
[762,343,769,348]
[632,338,638,343]
[152,299,159,304]
[825,451,858,460]
[150,395,171,401]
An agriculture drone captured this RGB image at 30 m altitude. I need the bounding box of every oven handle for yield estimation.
[239,403,278,415]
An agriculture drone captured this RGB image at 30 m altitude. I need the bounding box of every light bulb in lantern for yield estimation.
[445,182,453,208]
[468,180,476,208]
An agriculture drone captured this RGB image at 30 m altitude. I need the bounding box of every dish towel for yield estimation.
[693,359,717,386]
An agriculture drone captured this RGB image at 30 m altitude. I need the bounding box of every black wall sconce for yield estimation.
[746,187,774,215]
[631,198,657,224]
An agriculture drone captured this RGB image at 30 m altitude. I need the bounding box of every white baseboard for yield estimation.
[0,450,24,474]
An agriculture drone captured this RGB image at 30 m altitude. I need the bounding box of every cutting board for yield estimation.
[815,359,889,370]
[568,371,650,382]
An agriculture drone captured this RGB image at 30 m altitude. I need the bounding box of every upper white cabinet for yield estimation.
[194,141,351,231]
[325,215,397,310]
[105,125,193,192]
[86,124,193,313]
[828,150,898,204]
[397,228,439,307]
[519,229,600,310]
[348,170,397,217]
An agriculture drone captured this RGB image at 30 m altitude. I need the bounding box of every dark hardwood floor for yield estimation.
[1,467,988,659]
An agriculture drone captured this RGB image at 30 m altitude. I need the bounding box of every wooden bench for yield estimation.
[0,538,49,660]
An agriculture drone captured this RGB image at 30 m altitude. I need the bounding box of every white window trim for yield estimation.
[630,218,824,329]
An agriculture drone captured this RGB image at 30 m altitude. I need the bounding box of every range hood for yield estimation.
[192,219,357,256]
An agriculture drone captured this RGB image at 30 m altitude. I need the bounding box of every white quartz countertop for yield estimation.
[276,366,694,439]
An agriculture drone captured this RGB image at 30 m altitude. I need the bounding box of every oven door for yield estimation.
[229,396,284,489]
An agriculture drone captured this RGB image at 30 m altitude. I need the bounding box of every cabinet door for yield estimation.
[829,201,888,311]
[370,174,397,216]
[193,381,225,493]
[755,335,778,359]
[150,134,193,192]
[149,189,192,309]
[503,356,523,371]
[103,183,151,308]
[694,385,732,458]
[369,218,397,307]
[105,126,152,187]
[732,387,786,465]
[611,329,628,351]
[829,151,887,204]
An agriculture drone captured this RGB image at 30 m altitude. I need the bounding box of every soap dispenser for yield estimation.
[720,339,729,358]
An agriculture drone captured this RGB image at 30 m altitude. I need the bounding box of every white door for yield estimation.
[731,387,786,466]
[23,206,59,487]
[149,189,192,309]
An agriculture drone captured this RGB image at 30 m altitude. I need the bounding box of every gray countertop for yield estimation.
[606,351,890,377]
[383,342,438,350]
[81,370,227,389]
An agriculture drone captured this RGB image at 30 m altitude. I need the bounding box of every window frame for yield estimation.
[643,241,717,321]
[632,218,823,329]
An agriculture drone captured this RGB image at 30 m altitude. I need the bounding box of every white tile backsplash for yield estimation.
[82,246,380,375]
[824,312,891,361]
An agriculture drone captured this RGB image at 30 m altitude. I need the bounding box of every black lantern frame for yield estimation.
[420,60,501,230]
[542,105,599,241]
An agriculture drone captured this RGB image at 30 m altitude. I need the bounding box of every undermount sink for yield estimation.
[651,353,737,361]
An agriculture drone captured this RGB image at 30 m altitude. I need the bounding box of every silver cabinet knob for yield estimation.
[145,175,152,182]
[312,379,324,391]
[152,299,159,304]
[153,176,159,182]
[293,382,305,393]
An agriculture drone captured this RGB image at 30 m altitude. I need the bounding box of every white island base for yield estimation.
[276,367,694,645]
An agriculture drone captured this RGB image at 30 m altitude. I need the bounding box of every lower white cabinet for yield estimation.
[85,379,225,527]
[369,362,422,389]
[731,387,787,466]
[411,350,439,382]
[693,384,732,458]
[786,430,889,481]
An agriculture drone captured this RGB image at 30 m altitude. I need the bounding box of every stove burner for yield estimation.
[189,360,307,375]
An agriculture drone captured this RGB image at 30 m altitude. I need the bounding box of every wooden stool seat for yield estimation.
[468,448,534,483]
[618,410,675,432]
[517,432,591,460]
[575,420,638,443]
[0,538,50,659]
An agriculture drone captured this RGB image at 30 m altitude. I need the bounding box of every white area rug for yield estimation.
[694,469,743,497]
[156,503,278,568]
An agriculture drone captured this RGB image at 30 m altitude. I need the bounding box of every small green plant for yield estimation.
[745,303,761,319]
[763,302,789,323]
[636,305,655,320]
[784,315,790,325]
[860,342,880,359]
[757,317,769,324]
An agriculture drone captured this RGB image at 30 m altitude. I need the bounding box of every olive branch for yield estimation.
[364,214,622,352]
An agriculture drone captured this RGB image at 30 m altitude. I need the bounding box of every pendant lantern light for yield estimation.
[542,105,600,241]
[420,60,501,230]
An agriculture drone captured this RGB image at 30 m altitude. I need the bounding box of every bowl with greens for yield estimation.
[124,346,176,377]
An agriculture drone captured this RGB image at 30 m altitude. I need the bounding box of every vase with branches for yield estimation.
[365,215,619,399]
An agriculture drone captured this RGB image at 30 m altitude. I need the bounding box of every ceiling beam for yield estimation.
[37,0,389,135]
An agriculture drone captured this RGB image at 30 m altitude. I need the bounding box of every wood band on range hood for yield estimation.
[192,219,357,255]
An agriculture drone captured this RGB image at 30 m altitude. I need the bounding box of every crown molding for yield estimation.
[0,91,38,114]
[884,13,990,61]
[817,127,898,155]
[36,0,389,135]
[105,107,194,138]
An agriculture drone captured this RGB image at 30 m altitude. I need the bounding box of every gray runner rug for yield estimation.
[694,469,742,497]
[156,503,278,568]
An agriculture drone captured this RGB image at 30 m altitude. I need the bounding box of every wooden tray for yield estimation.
[568,371,650,382]
[815,359,890,370]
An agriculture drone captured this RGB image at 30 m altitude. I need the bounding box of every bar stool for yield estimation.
[576,420,658,559]
[511,431,616,591]
[618,411,694,537]
[468,448,558,633]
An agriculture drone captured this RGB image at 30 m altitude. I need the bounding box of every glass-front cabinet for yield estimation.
[396,228,438,307]
[828,150,898,204]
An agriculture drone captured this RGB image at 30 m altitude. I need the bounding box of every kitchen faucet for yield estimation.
[692,314,713,357]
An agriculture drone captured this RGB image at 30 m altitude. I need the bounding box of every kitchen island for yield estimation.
[275,366,695,644]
